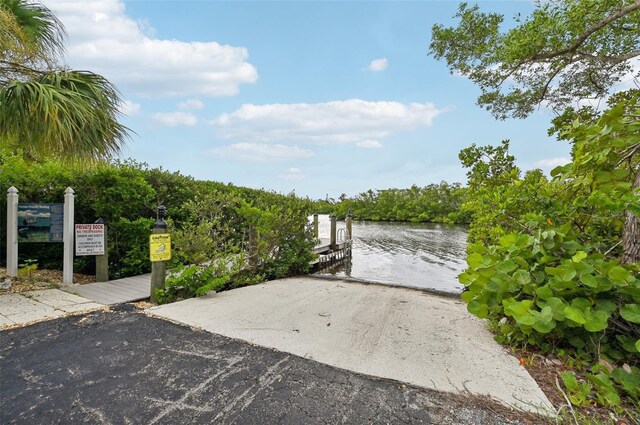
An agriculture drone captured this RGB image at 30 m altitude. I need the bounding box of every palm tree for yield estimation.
[0,0,129,162]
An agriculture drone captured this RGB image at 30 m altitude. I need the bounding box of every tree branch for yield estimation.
[531,0,640,61]
[538,65,565,103]
[574,50,640,65]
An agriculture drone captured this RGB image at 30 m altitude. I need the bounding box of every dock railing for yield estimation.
[312,212,353,270]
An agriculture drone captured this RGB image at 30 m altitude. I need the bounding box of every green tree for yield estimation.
[458,140,520,189]
[551,91,640,263]
[431,1,640,263]
[0,0,129,161]
[430,0,640,120]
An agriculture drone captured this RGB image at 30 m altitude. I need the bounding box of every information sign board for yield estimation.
[75,224,105,256]
[18,203,63,242]
[150,233,171,262]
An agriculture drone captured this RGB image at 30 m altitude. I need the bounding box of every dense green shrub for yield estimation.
[315,182,469,224]
[458,93,640,407]
[154,263,232,304]
[1,151,317,286]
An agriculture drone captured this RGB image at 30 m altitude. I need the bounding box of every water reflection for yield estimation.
[313,215,467,293]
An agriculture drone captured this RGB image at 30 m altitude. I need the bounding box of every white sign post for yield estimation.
[63,187,75,285]
[75,224,105,256]
[6,187,18,277]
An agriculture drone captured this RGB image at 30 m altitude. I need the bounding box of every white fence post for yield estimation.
[6,187,18,277]
[63,187,75,285]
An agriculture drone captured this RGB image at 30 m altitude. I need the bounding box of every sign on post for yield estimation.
[75,224,105,256]
[18,203,64,242]
[150,234,171,262]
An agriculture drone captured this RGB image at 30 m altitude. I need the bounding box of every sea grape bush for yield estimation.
[461,229,639,358]
[458,92,640,407]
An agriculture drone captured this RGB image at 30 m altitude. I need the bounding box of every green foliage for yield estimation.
[316,182,469,224]
[458,93,640,408]
[0,151,317,287]
[430,1,640,119]
[561,371,591,406]
[459,140,519,189]
[17,258,38,281]
[1,0,129,161]
[154,264,231,304]
[459,140,556,245]
[108,218,154,279]
[462,229,639,350]
[154,190,315,304]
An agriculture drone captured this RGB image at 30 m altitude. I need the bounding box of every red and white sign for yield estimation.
[75,224,105,256]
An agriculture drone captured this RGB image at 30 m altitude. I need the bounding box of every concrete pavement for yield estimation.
[148,277,554,415]
[0,289,103,327]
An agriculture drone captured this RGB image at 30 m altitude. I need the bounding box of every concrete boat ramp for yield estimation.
[149,276,553,415]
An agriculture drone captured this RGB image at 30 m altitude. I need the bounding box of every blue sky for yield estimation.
[46,0,573,199]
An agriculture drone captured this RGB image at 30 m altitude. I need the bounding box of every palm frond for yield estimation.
[0,0,65,61]
[0,70,130,162]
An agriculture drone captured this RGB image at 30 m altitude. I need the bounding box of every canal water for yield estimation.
[313,215,467,294]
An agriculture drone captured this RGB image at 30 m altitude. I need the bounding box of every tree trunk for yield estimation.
[622,172,640,264]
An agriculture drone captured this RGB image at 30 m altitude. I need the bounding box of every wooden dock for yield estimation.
[61,274,151,305]
[312,238,352,268]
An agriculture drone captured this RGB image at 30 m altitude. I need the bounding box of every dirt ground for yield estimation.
[0,267,95,295]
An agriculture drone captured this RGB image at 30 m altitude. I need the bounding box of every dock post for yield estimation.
[330,213,337,249]
[95,218,109,282]
[150,205,168,304]
[346,209,353,240]
[313,213,319,238]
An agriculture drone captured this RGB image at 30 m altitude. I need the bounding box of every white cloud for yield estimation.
[356,139,383,149]
[120,100,141,116]
[152,112,198,127]
[367,58,388,72]
[211,143,315,162]
[535,157,571,168]
[211,99,444,145]
[280,167,305,181]
[178,99,205,111]
[45,0,258,97]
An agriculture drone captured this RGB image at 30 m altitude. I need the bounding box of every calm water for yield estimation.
[313,215,467,294]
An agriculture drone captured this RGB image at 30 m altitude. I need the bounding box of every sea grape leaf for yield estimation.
[535,285,553,300]
[620,304,640,324]
[467,300,488,318]
[564,306,586,324]
[608,266,631,283]
[512,269,531,286]
[579,272,597,288]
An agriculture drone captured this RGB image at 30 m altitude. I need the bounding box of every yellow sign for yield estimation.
[150,233,171,262]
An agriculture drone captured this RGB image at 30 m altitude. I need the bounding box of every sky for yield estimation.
[43,0,580,200]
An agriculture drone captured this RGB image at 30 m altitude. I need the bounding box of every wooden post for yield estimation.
[6,187,18,277]
[63,187,75,285]
[346,210,353,240]
[313,213,319,239]
[150,205,168,304]
[95,218,109,282]
[330,213,337,249]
